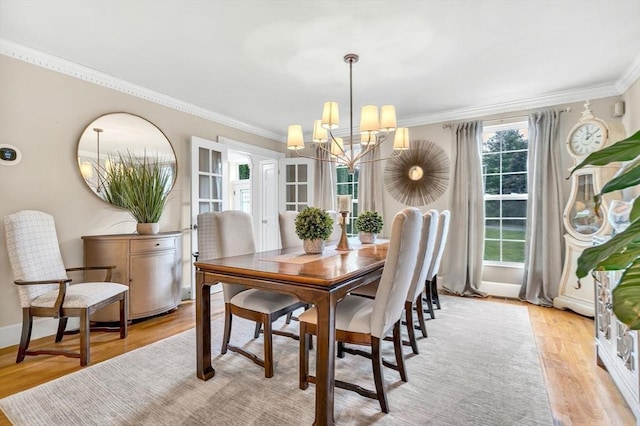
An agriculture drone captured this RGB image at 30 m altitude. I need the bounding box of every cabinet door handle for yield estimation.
[155,243,160,246]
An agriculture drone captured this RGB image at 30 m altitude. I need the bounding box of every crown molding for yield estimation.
[0,39,284,142]
[1,39,636,141]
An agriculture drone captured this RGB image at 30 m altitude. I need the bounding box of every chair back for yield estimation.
[197,210,256,302]
[278,211,302,249]
[427,210,451,281]
[326,210,342,243]
[370,207,422,338]
[4,210,68,308]
[406,210,439,303]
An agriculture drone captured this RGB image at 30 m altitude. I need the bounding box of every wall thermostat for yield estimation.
[0,144,22,166]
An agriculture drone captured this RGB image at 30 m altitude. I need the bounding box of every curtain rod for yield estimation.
[441,107,572,129]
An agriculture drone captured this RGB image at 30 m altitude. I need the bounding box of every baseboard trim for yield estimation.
[479,281,521,299]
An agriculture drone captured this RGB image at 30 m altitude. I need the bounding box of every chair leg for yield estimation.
[254,322,262,338]
[119,294,128,339]
[262,314,274,378]
[393,321,408,383]
[285,312,293,324]
[371,337,389,414]
[80,309,90,366]
[337,341,345,358]
[415,294,428,338]
[16,309,33,363]
[424,280,435,319]
[55,317,68,342]
[299,322,309,390]
[432,276,441,310]
[221,303,233,354]
[404,301,419,355]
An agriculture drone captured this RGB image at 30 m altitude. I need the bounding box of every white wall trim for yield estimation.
[0,39,284,142]
[218,136,285,159]
[478,281,522,299]
[1,39,635,141]
[0,317,80,350]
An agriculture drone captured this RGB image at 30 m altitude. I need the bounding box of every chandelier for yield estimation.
[286,53,409,173]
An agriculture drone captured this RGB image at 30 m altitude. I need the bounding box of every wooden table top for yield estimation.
[194,240,389,288]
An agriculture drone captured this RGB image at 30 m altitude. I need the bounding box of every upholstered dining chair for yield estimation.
[298,207,422,413]
[197,210,305,378]
[3,210,128,366]
[424,210,451,318]
[349,210,439,355]
[278,211,302,249]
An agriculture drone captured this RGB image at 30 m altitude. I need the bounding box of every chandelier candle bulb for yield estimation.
[337,195,352,213]
[312,120,328,143]
[287,125,305,150]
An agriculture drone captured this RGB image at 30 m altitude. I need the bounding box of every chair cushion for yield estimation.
[230,289,301,314]
[298,295,374,335]
[31,283,128,309]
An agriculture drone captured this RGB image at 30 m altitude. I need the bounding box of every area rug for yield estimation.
[0,296,553,425]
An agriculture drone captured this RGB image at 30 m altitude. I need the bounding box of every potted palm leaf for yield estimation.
[102,150,172,235]
[295,207,334,254]
[573,130,640,329]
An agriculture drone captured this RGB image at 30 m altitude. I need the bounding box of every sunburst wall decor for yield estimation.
[384,140,449,206]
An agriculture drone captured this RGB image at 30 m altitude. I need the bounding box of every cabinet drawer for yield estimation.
[130,237,175,253]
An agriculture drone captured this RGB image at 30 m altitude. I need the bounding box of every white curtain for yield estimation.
[519,110,565,305]
[314,145,336,210]
[441,121,485,296]
[358,149,383,212]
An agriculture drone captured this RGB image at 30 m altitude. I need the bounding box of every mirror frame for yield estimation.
[76,112,177,204]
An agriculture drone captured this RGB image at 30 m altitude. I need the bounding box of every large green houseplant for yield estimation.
[295,207,334,254]
[103,151,172,234]
[573,130,640,329]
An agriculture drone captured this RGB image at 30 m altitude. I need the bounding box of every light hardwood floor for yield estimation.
[0,295,635,425]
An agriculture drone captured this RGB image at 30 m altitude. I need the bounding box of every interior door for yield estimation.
[260,159,279,251]
[190,136,228,298]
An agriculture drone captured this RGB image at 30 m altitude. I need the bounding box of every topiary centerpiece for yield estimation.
[102,150,171,235]
[355,210,384,243]
[294,207,334,254]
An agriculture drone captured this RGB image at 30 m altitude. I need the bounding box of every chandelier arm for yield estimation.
[353,149,403,165]
[350,131,392,165]
[294,149,348,167]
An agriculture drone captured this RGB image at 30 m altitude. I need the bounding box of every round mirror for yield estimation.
[77,113,176,203]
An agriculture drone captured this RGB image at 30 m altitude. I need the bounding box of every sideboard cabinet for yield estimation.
[595,269,640,422]
[82,232,182,321]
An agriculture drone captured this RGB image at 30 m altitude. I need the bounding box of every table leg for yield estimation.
[313,292,337,426]
[196,270,215,380]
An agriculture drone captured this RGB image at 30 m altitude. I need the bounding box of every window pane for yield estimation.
[484,240,500,261]
[482,153,500,174]
[298,184,307,202]
[503,200,527,218]
[286,185,296,203]
[502,241,525,262]
[297,204,308,212]
[211,151,222,175]
[484,175,500,195]
[211,176,222,200]
[285,204,296,211]
[485,200,500,218]
[199,175,210,199]
[199,202,210,214]
[502,219,526,240]
[336,185,349,195]
[502,173,527,194]
[337,167,348,182]
[212,201,222,212]
[501,151,527,173]
[485,219,501,239]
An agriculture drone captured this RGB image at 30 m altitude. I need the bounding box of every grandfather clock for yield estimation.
[554,101,617,317]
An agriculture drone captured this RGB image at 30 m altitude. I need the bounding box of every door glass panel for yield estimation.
[298,185,308,202]
[286,185,296,203]
[286,165,295,183]
[212,201,222,212]
[212,176,222,200]
[211,151,222,175]
[199,148,210,173]
[286,204,296,211]
[298,164,307,182]
[199,202,210,214]
[199,175,210,199]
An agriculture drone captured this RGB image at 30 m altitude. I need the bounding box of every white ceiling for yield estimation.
[1,0,639,142]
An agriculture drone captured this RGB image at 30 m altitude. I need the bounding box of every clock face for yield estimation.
[569,122,605,156]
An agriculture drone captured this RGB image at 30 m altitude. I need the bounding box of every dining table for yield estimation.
[194,239,388,426]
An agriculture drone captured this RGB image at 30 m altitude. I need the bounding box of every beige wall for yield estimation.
[622,77,640,136]
[0,56,285,339]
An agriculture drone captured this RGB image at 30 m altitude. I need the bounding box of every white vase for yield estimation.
[303,238,325,254]
[137,223,160,235]
[359,232,376,244]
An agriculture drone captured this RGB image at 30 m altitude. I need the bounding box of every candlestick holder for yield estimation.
[336,211,352,251]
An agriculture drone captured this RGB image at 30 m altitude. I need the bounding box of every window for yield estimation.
[336,155,359,236]
[482,121,528,264]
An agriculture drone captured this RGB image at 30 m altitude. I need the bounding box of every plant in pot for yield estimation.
[295,207,334,254]
[355,210,384,243]
[573,130,640,330]
[102,150,171,235]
